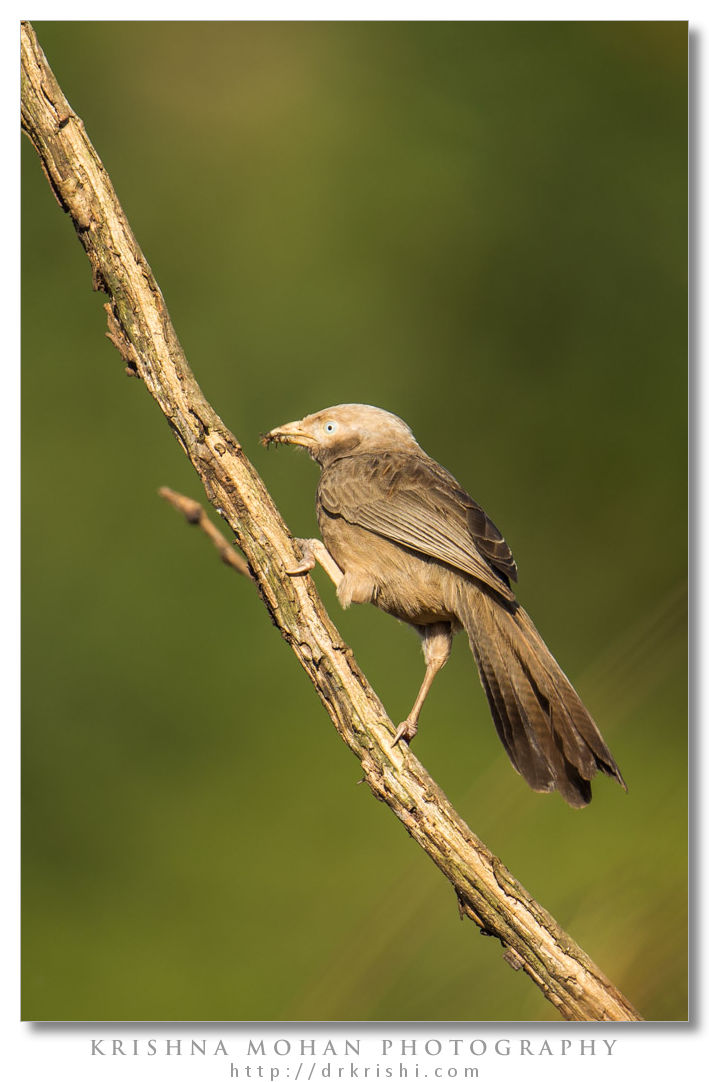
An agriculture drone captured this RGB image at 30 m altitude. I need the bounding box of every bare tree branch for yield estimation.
[159,486,254,578]
[20,21,642,1022]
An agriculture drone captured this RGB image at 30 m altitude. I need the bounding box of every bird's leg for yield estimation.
[286,538,344,588]
[393,622,452,746]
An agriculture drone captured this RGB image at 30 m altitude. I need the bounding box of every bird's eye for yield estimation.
[324,421,338,435]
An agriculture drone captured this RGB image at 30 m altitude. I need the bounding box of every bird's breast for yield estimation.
[318,509,460,628]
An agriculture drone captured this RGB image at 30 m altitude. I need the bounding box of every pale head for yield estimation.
[262,404,421,465]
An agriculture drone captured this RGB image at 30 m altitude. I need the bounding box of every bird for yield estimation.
[262,403,626,807]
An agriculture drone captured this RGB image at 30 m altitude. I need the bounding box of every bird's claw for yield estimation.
[392,718,418,747]
[285,539,316,576]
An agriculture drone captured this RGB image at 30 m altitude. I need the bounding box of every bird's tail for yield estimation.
[457,584,626,807]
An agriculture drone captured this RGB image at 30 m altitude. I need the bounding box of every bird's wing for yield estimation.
[318,452,518,602]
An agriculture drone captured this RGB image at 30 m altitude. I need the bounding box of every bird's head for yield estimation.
[261,404,421,465]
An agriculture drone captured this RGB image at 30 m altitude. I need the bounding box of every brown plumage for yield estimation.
[262,403,626,807]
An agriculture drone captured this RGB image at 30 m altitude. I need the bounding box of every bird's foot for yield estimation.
[392,717,418,747]
[285,539,316,575]
[285,538,345,588]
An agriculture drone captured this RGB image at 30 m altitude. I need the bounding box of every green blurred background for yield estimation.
[21,21,687,1022]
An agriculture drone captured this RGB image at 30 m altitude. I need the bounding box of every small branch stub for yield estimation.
[159,487,253,579]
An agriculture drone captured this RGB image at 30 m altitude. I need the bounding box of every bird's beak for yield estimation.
[260,419,314,449]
